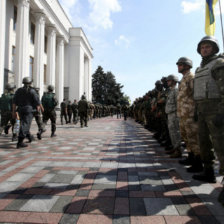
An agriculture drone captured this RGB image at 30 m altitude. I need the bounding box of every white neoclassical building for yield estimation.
[0,0,93,103]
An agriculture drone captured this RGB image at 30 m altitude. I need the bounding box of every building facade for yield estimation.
[0,0,93,103]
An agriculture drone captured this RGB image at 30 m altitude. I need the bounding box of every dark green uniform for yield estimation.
[78,96,89,127]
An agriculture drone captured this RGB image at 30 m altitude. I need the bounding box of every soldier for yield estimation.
[122,104,129,121]
[12,77,40,148]
[0,83,16,141]
[60,99,68,125]
[165,75,182,158]
[176,57,203,172]
[33,87,46,140]
[67,101,72,123]
[192,36,224,201]
[116,103,122,119]
[41,85,58,137]
[78,95,89,127]
[71,99,78,124]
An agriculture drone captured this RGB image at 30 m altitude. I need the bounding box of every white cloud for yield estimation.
[88,0,122,29]
[181,0,203,14]
[115,35,130,48]
[58,0,79,20]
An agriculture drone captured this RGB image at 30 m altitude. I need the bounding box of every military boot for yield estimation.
[51,132,56,137]
[187,155,203,173]
[12,133,17,142]
[37,128,46,140]
[192,166,216,183]
[170,147,182,158]
[17,137,28,149]
[179,152,194,165]
[4,125,11,135]
[26,134,34,143]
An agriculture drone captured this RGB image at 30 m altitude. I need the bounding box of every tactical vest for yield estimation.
[194,58,222,100]
[42,92,56,110]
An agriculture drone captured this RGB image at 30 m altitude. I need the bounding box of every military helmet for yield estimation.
[48,85,54,91]
[197,36,219,54]
[22,76,32,84]
[176,57,193,68]
[5,83,16,90]
[167,74,179,82]
[155,80,162,85]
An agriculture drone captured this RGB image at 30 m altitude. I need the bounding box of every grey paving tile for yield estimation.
[50,174,75,183]
[20,195,59,212]
[144,198,179,215]
[7,173,34,182]
[0,181,22,193]
[113,215,130,224]
[5,194,33,210]
[75,190,90,196]
[50,196,73,213]
[59,214,79,224]
[129,198,146,215]
[92,184,116,190]
[39,173,56,182]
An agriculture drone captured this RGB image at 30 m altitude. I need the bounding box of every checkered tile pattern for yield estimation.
[0,117,223,223]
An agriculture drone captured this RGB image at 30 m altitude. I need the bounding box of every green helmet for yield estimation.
[155,80,162,85]
[48,85,54,91]
[22,77,32,84]
[167,74,179,82]
[197,36,219,54]
[176,57,193,68]
[5,83,16,90]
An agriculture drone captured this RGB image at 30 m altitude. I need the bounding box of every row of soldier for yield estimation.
[0,78,129,149]
[130,35,224,206]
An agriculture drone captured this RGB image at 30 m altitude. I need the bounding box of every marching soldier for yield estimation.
[0,83,16,140]
[12,77,40,148]
[41,85,58,138]
[71,99,78,124]
[60,99,68,125]
[78,95,89,127]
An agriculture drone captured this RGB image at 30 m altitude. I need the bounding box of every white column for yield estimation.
[46,26,56,87]
[84,57,89,100]
[88,59,92,101]
[33,12,45,97]
[0,0,6,94]
[15,0,30,88]
[56,36,65,104]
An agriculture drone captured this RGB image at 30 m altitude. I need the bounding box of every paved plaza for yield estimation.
[0,117,223,224]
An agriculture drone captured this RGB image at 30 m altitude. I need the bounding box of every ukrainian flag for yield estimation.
[205,0,218,35]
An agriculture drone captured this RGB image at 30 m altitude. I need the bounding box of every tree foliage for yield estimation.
[92,66,130,106]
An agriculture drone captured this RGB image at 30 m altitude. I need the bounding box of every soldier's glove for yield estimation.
[212,114,224,127]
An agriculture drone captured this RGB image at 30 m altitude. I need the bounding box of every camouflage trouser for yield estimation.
[79,112,87,126]
[0,111,15,134]
[43,110,56,133]
[34,111,45,132]
[167,112,181,149]
[197,101,224,173]
[179,117,200,155]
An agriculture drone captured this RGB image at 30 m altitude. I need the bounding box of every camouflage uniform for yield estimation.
[71,100,78,124]
[78,95,89,127]
[165,85,181,150]
[177,72,200,156]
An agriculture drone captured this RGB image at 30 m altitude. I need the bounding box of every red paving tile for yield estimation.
[0,211,62,224]
[77,214,112,224]
[0,194,19,210]
[114,197,129,215]
[131,216,166,224]
[66,196,87,214]
[164,215,201,224]
[88,190,115,198]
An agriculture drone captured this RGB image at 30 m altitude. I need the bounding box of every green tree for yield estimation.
[92,66,128,106]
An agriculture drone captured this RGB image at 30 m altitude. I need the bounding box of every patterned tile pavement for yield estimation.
[0,116,223,224]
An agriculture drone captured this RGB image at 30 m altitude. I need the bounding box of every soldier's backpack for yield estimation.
[41,92,57,110]
[0,93,13,111]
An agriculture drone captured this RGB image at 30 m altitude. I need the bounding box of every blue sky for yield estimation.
[59,0,224,102]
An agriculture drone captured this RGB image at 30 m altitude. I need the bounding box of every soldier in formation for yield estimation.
[60,99,68,125]
[78,95,89,127]
[71,99,78,124]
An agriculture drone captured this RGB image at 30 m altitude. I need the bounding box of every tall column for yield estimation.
[33,12,45,97]
[15,0,30,88]
[46,25,56,87]
[84,57,89,100]
[0,0,6,94]
[88,59,92,101]
[56,36,65,104]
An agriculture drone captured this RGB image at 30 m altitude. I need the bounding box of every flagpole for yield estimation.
[218,0,224,52]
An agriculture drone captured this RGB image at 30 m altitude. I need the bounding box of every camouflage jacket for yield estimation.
[177,71,195,118]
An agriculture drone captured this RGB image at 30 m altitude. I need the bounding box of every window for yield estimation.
[29,57,34,79]
[44,36,47,53]
[44,64,47,84]
[30,23,35,44]
[13,6,17,31]
[12,46,16,72]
